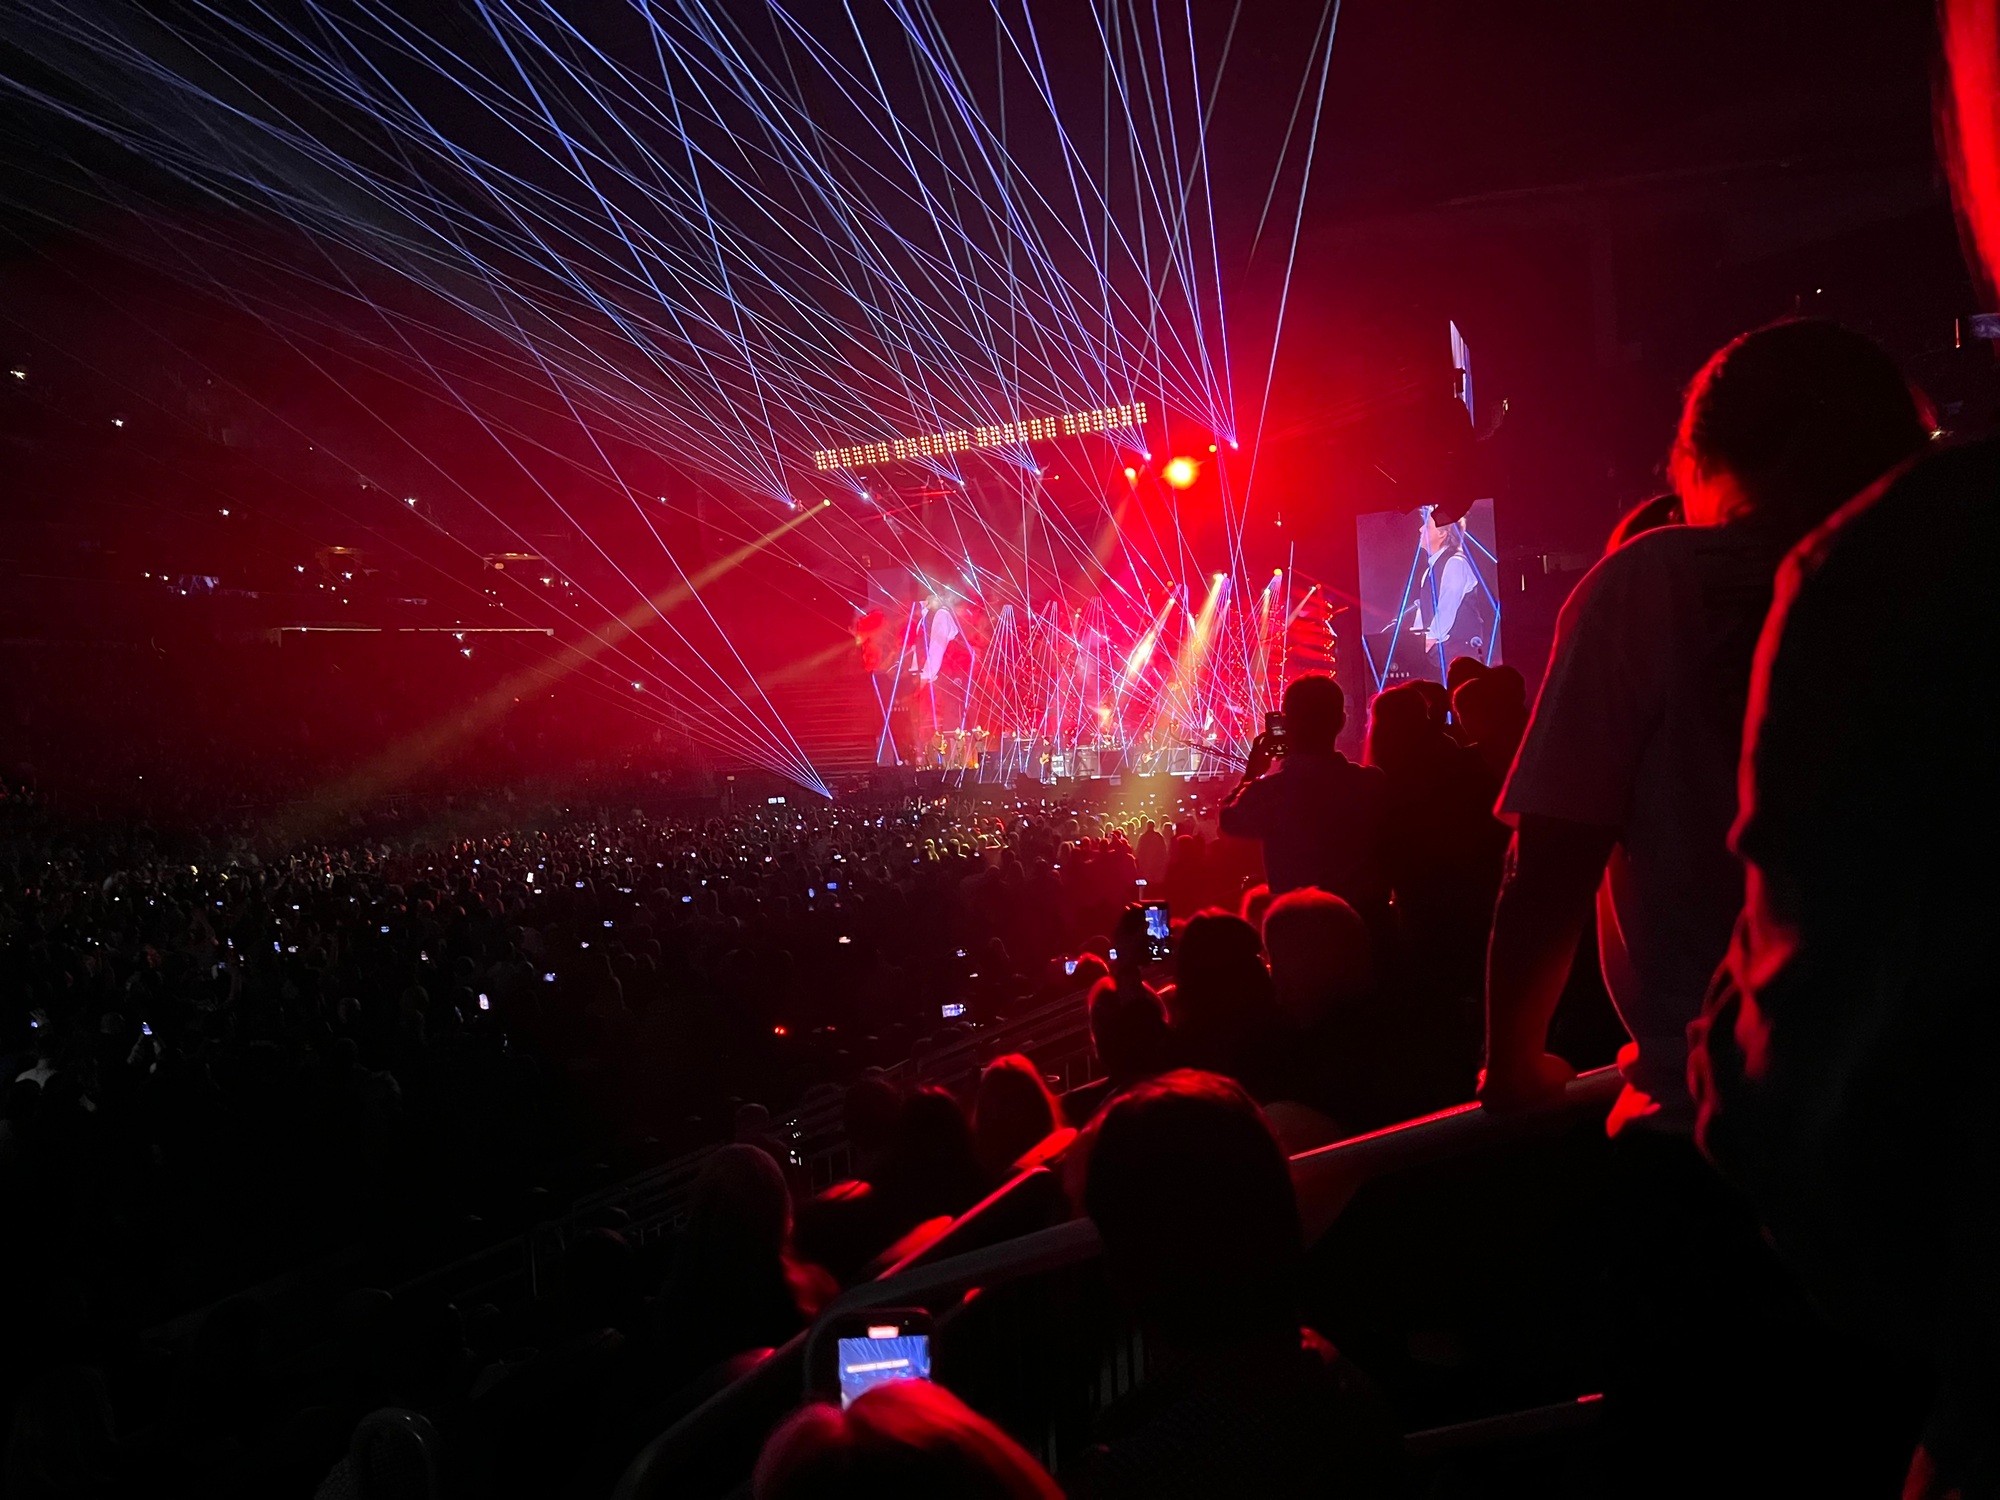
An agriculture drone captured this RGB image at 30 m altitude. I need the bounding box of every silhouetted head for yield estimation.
[1087,976,1171,1087]
[1238,882,1274,930]
[1279,674,1344,753]
[1410,678,1452,727]
[1165,912,1280,1086]
[972,1054,1059,1179]
[1085,1070,1302,1349]
[1364,683,1441,778]
[1444,655,1489,694]
[1671,319,1929,536]
[690,1143,792,1269]
[755,1381,1062,1500]
[876,1087,983,1220]
[1261,888,1373,1027]
[1452,669,1528,758]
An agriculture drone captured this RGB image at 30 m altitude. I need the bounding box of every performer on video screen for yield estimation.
[1410,507,1491,671]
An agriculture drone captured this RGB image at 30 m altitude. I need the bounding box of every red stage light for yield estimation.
[1163,456,1198,489]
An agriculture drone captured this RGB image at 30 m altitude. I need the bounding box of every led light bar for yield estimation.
[813,401,1147,472]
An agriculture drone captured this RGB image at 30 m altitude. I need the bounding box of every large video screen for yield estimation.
[1355,499,1501,694]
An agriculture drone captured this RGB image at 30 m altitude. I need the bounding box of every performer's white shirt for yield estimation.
[1422,551,1477,645]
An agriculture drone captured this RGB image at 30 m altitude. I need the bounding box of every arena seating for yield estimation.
[599,1067,1622,1499]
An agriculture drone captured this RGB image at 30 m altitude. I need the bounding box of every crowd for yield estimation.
[0,652,1589,1498]
[712,306,1997,1498]
[8,172,2000,1500]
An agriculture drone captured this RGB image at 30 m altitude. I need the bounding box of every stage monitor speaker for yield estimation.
[977,751,1003,784]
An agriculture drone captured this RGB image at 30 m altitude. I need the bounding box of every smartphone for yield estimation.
[1141,899,1172,963]
[1064,958,1078,976]
[1265,710,1288,756]
[809,1308,934,1407]
[941,1002,966,1019]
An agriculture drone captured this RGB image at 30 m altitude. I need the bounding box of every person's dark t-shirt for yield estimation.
[1217,751,1390,911]
[1693,439,2000,1336]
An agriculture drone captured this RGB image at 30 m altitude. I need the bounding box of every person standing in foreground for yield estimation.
[1480,318,1934,1497]
[1217,675,1390,924]
[1689,11,2000,1491]
[1690,437,2000,1500]
[1480,318,1932,1125]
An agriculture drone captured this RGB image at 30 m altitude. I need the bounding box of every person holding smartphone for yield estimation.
[1218,675,1391,929]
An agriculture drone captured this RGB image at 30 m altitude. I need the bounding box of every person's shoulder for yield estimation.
[1290,750,1377,779]
[1552,533,1663,618]
[1803,436,1997,579]
[1553,523,1728,633]
[1338,755,1389,787]
[1591,521,1734,578]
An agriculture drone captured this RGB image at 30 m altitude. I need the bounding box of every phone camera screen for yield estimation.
[837,1331,931,1408]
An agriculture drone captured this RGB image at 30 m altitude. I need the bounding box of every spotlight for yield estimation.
[1123,466,1138,483]
[1163,456,1198,489]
